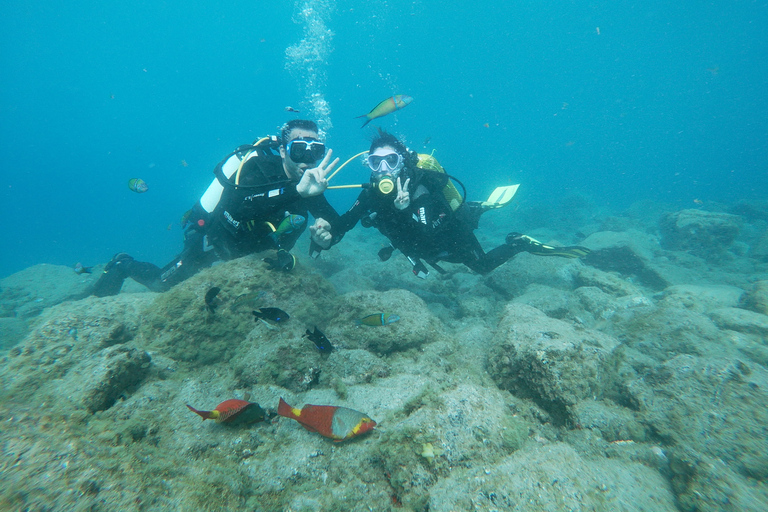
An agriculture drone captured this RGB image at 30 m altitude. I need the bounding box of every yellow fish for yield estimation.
[357,95,413,128]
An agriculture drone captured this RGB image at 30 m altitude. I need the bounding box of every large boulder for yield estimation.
[580,230,671,290]
[57,344,151,412]
[708,307,768,337]
[429,442,678,511]
[659,209,741,258]
[742,280,768,315]
[622,354,768,481]
[486,303,620,423]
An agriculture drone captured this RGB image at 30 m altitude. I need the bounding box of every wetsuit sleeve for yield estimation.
[325,192,370,248]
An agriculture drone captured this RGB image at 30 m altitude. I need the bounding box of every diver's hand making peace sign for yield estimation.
[394,177,411,210]
[297,149,340,198]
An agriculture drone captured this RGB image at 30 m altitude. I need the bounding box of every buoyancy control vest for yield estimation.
[415,153,466,211]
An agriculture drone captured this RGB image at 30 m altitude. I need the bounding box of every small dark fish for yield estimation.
[303,326,334,353]
[422,136,431,147]
[358,313,400,326]
[253,307,290,323]
[128,178,148,193]
[205,287,221,313]
[74,262,93,275]
[285,106,300,113]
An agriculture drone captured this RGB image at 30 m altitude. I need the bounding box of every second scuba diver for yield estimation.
[93,119,340,296]
[310,131,590,278]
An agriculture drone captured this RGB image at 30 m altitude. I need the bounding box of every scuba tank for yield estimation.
[199,136,282,214]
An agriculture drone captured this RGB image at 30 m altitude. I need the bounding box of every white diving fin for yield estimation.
[480,184,520,209]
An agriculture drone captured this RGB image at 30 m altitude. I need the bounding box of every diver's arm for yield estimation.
[317,192,370,252]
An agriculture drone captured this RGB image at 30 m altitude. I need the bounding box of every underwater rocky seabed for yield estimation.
[1,199,768,512]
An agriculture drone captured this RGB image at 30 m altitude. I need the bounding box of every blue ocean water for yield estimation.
[1,0,766,278]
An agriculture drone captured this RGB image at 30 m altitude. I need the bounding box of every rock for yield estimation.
[0,294,152,402]
[0,317,28,351]
[622,354,768,481]
[659,284,745,313]
[331,289,447,354]
[486,303,620,423]
[321,349,390,386]
[570,399,648,442]
[669,445,768,512]
[581,230,671,289]
[0,263,99,318]
[233,335,325,393]
[708,307,768,337]
[512,284,575,319]
[659,209,741,258]
[428,442,678,511]
[485,252,583,299]
[742,280,768,315]
[59,344,151,412]
[375,382,532,510]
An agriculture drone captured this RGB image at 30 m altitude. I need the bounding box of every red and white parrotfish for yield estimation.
[128,178,148,193]
[357,95,413,128]
[277,397,376,442]
[186,399,266,425]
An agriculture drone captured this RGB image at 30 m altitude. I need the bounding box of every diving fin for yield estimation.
[506,233,591,259]
[480,184,520,209]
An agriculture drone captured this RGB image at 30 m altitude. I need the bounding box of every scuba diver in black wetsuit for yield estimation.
[309,131,590,279]
[93,120,340,297]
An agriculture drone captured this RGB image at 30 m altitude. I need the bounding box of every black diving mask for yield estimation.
[287,139,326,164]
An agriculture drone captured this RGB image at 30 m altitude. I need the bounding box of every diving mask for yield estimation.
[367,152,403,173]
[287,138,326,164]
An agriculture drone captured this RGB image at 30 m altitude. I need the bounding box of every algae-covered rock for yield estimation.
[0,263,97,319]
[708,307,768,337]
[0,294,152,403]
[569,399,648,442]
[485,251,583,298]
[659,284,745,313]
[669,445,768,512]
[140,254,339,365]
[375,382,531,510]
[581,229,672,289]
[233,332,324,392]
[573,264,646,297]
[742,280,768,315]
[512,284,575,319]
[331,289,447,354]
[0,317,28,351]
[428,442,678,511]
[624,354,768,481]
[659,209,741,257]
[486,303,620,423]
[59,344,151,412]
[321,349,390,386]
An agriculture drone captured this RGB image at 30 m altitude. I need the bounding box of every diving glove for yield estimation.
[378,244,395,262]
[506,233,591,259]
[264,249,297,271]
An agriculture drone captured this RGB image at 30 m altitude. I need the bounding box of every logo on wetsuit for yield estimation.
[223,210,240,228]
